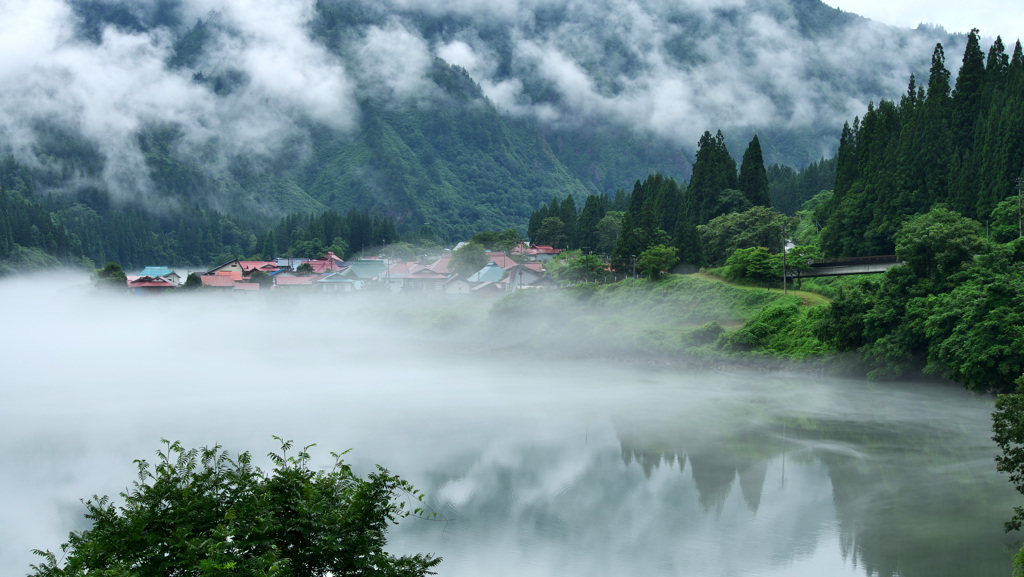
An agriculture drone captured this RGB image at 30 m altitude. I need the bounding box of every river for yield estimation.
[0,275,1018,576]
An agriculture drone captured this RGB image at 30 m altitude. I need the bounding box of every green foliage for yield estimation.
[738,135,771,208]
[470,228,521,252]
[92,262,127,291]
[686,130,738,224]
[791,189,832,246]
[595,211,624,255]
[989,195,1023,243]
[921,241,1024,392]
[555,252,608,284]
[723,298,828,357]
[894,206,984,289]
[489,273,811,361]
[609,174,680,271]
[698,206,796,265]
[29,439,441,577]
[812,283,875,351]
[993,389,1024,535]
[182,272,202,291]
[722,247,779,285]
[248,270,273,289]
[534,217,567,248]
[451,242,488,278]
[637,244,678,280]
[767,157,837,216]
[818,35,1024,257]
[687,321,725,346]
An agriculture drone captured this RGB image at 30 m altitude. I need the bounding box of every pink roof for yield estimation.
[387,261,417,275]
[239,261,279,273]
[215,271,243,280]
[513,243,560,256]
[200,275,237,287]
[307,258,347,273]
[427,253,452,274]
[275,276,315,286]
[532,245,561,254]
[488,252,516,269]
[234,283,261,291]
[128,276,176,288]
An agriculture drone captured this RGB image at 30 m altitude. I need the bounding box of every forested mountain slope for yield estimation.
[0,0,969,243]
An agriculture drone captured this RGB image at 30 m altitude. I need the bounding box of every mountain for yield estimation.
[0,0,972,239]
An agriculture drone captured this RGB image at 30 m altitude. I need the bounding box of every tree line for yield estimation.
[524,132,779,273]
[821,30,1024,256]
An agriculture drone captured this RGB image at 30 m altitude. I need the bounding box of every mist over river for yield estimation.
[1,274,1018,576]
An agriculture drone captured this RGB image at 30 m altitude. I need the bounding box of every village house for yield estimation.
[126,275,177,295]
[512,243,561,262]
[467,262,507,284]
[137,266,181,285]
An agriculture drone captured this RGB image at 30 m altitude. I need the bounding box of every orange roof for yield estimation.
[215,271,243,280]
[200,275,236,287]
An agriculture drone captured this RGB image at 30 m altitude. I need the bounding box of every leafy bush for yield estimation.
[30,439,440,577]
[687,321,725,346]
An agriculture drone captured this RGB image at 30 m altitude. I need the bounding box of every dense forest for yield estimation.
[821,32,1024,256]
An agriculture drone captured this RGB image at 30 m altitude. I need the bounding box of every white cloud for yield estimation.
[0,0,359,203]
[823,0,1024,38]
[354,20,434,101]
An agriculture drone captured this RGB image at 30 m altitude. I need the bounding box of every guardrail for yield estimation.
[808,255,898,267]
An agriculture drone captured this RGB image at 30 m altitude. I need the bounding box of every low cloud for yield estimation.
[354,19,434,102]
[0,0,965,208]
[0,0,358,203]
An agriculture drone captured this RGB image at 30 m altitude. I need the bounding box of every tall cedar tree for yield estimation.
[685,130,738,224]
[738,135,771,208]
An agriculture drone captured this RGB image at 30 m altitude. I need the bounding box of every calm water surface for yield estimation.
[0,278,1018,576]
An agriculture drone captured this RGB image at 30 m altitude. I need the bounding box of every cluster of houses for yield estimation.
[124,243,563,296]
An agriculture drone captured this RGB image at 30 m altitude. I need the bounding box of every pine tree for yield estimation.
[686,130,738,224]
[672,202,703,269]
[575,195,605,253]
[738,135,770,208]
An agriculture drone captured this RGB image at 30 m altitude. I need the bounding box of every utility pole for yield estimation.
[631,254,637,300]
[781,225,787,296]
[1017,176,1024,239]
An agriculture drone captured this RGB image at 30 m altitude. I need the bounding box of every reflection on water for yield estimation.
[389,375,1020,577]
[0,279,1018,576]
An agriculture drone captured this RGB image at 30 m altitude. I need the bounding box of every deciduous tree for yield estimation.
[29,439,441,577]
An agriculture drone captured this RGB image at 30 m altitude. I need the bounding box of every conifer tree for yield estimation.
[738,135,770,208]
[672,203,704,269]
[527,202,549,241]
[575,195,605,253]
[952,29,986,152]
[686,130,738,224]
[560,195,577,249]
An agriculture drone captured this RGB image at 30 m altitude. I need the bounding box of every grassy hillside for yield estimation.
[481,274,835,362]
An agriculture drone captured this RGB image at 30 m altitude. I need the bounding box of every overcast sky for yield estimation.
[825,0,1023,40]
